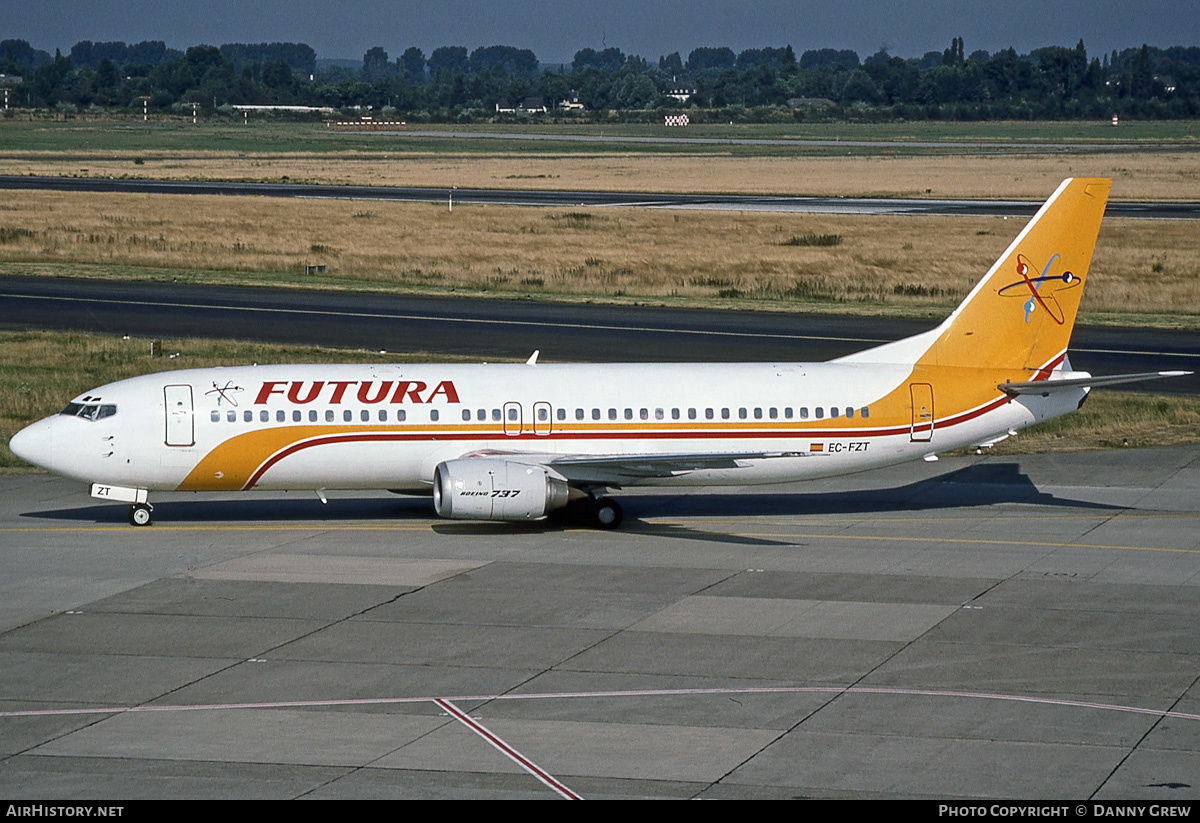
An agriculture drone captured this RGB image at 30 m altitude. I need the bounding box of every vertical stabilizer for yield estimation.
[929,177,1110,371]
[836,178,1110,372]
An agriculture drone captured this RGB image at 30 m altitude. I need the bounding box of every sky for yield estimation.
[6,0,1199,65]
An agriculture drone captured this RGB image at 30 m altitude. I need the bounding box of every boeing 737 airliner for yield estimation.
[8,178,1187,527]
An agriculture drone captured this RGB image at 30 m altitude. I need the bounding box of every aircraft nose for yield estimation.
[9,417,55,470]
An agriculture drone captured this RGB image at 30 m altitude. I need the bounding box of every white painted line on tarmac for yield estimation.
[5,684,1198,723]
[434,697,583,800]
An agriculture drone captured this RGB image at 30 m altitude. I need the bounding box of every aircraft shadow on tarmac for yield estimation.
[22,463,1119,539]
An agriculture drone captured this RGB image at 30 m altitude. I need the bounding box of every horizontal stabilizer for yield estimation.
[999,370,1192,396]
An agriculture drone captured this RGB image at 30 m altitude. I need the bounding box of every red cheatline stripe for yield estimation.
[433,698,582,800]
[243,356,1071,489]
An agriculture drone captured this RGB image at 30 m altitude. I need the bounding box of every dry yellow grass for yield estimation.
[986,391,1200,453]
[3,150,1200,201]
[1,190,1198,321]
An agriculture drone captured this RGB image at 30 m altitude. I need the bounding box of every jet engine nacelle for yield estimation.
[433,458,571,521]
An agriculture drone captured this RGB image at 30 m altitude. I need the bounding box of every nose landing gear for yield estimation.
[128,502,154,526]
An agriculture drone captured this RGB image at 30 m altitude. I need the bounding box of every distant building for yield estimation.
[559,90,584,110]
[497,97,547,114]
[787,97,836,109]
[666,84,696,102]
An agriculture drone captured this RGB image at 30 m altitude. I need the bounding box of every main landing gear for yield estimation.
[567,494,623,529]
[591,496,623,530]
[128,502,154,527]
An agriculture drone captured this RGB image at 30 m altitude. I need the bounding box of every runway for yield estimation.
[3,274,1199,395]
[2,446,1199,798]
[3,175,1199,219]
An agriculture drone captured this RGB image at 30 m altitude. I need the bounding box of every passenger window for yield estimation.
[861,407,870,418]
[227,410,236,423]
[538,407,548,421]
[738,408,747,419]
[655,408,664,420]
[799,407,808,419]
[308,410,318,422]
[293,410,302,422]
[624,408,633,420]
[769,408,778,419]
[721,408,730,419]
[325,410,334,422]
[211,410,220,423]
[639,408,648,420]
[260,410,269,423]
[846,407,855,419]
[245,411,253,423]
[396,410,406,422]
[671,408,680,420]
[492,409,501,421]
[379,410,388,422]
[608,409,617,420]
[705,408,714,419]
[815,407,824,419]
[785,407,793,419]
[277,410,286,423]
[831,407,840,419]
[430,409,439,422]
[507,407,517,421]
[576,408,585,420]
[462,409,471,421]
[754,408,763,419]
[592,408,600,420]
[343,410,351,422]
[360,410,369,422]
[688,408,697,420]
[477,408,485,420]
[556,408,566,421]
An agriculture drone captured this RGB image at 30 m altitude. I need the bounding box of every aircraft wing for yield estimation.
[462,449,798,486]
[548,450,799,482]
[999,371,1191,397]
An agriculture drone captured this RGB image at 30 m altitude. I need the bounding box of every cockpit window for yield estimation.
[59,403,117,421]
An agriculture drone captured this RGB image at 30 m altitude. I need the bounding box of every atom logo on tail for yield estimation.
[997,253,1080,324]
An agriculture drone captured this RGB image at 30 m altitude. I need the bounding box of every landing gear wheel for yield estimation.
[592,497,623,530]
[128,503,153,527]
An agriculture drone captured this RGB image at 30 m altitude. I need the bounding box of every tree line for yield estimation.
[2,36,1198,120]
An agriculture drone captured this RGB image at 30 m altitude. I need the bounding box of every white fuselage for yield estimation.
[11,360,1082,495]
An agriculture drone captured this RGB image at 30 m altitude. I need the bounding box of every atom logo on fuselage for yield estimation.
[997,253,1079,325]
[205,381,244,406]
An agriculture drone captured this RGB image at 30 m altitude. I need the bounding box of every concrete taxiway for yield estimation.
[1,445,1199,799]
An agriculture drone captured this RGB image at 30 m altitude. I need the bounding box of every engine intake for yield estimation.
[433,458,570,521]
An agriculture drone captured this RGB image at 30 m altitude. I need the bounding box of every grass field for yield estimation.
[6,151,1200,201]
[4,117,1200,152]
[4,119,1200,200]
[1,190,1197,325]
